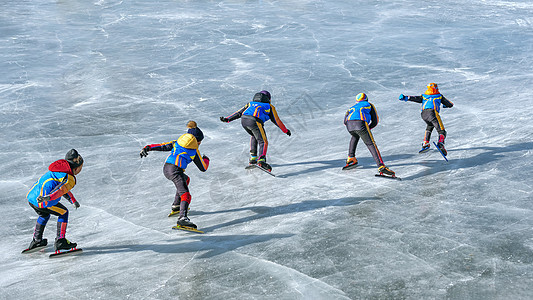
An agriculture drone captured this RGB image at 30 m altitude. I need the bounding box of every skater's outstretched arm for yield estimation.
[145,142,174,151]
[140,141,174,157]
[399,94,423,103]
[221,104,249,123]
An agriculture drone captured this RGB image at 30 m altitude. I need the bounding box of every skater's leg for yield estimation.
[359,127,394,175]
[29,203,50,242]
[423,129,432,144]
[422,109,445,142]
[348,132,360,158]
[243,118,269,168]
[33,216,49,241]
[178,192,191,218]
[164,163,190,209]
[249,135,258,158]
[357,124,385,167]
[433,111,447,143]
[254,121,268,160]
[163,163,195,226]
[177,189,196,228]
[31,203,76,251]
[242,118,260,161]
[47,203,69,239]
[423,109,447,149]
[247,121,268,159]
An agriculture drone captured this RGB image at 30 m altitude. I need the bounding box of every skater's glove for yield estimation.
[220,116,229,123]
[202,155,210,168]
[399,94,408,101]
[73,201,80,209]
[286,129,291,136]
[37,195,50,203]
[140,146,150,158]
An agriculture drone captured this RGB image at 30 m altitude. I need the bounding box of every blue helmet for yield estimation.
[187,127,204,142]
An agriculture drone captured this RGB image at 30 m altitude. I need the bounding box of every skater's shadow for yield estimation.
[389,142,533,180]
[272,153,415,178]
[81,197,372,259]
[194,196,375,232]
[272,158,350,178]
[81,233,293,259]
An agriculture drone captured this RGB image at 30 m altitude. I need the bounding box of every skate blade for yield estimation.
[432,142,449,161]
[168,211,180,217]
[49,248,83,258]
[167,207,189,217]
[247,164,275,176]
[342,163,359,170]
[375,173,402,180]
[172,225,204,234]
[21,245,47,254]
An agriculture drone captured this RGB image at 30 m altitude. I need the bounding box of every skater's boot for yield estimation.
[171,204,180,213]
[175,196,195,227]
[343,157,358,169]
[437,142,447,156]
[168,204,181,216]
[22,238,48,253]
[419,141,430,153]
[249,155,258,165]
[28,238,48,250]
[437,134,447,156]
[55,238,77,251]
[378,165,395,177]
[177,216,197,229]
[257,157,272,172]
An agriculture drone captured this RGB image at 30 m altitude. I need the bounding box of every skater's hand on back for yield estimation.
[37,195,50,203]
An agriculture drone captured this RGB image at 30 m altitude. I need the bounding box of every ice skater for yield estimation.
[140,121,209,229]
[24,149,84,253]
[399,83,454,155]
[219,90,291,172]
[344,93,395,177]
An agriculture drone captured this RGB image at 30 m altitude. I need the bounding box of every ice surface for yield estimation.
[1,0,533,299]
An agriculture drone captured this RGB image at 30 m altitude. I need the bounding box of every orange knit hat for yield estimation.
[425,83,439,95]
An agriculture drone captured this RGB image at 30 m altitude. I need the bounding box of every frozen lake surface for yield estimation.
[1,0,532,299]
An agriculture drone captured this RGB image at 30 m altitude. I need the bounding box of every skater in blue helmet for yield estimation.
[399,83,454,155]
[344,93,395,177]
[24,149,83,253]
[220,90,291,172]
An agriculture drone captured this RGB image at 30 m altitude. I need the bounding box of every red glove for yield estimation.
[202,155,210,168]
